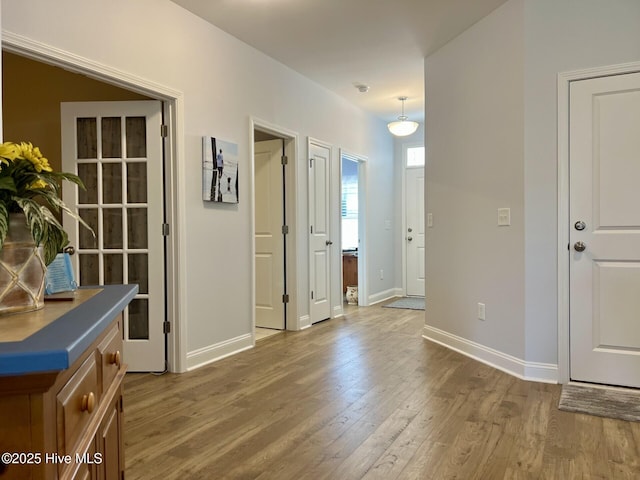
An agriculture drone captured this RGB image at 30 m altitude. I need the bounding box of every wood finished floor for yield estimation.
[123,303,640,479]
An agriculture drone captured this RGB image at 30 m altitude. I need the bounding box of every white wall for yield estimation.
[424,0,526,360]
[0,0,396,370]
[424,0,640,380]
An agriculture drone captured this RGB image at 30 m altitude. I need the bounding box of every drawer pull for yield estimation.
[110,350,122,368]
[81,392,95,414]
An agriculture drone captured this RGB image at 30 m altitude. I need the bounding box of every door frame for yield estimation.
[250,118,300,331]
[557,60,640,384]
[339,150,368,307]
[2,32,188,373]
[401,142,425,297]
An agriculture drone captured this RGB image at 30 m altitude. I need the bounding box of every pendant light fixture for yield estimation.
[387,96,419,137]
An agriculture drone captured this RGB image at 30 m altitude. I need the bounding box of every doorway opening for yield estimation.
[251,119,300,338]
[1,39,184,372]
[340,151,367,306]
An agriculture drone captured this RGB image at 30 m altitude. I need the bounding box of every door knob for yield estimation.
[326,240,333,246]
[408,228,413,233]
[574,241,586,252]
[574,221,586,231]
[64,245,76,256]
[408,236,413,242]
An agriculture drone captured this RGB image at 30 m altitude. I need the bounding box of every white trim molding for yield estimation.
[2,30,188,374]
[368,288,403,306]
[299,315,312,330]
[186,334,253,371]
[423,325,558,384]
[557,60,640,385]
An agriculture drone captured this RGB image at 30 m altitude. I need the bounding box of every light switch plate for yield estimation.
[497,208,511,226]
[427,213,433,227]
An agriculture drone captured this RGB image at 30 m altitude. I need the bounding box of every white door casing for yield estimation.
[61,100,165,372]
[406,167,425,297]
[569,71,640,388]
[254,139,285,330]
[309,140,332,323]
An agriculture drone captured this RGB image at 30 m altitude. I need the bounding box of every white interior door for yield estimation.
[406,167,425,296]
[309,141,332,323]
[255,139,285,330]
[61,100,165,372]
[569,71,640,388]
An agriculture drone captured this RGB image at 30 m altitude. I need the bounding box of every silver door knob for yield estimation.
[574,241,586,252]
[64,245,76,256]
[574,221,586,231]
[408,236,413,242]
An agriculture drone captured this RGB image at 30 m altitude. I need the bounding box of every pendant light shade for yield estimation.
[387,96,419,137]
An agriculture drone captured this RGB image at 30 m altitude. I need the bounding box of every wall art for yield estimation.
[202,136,239,203]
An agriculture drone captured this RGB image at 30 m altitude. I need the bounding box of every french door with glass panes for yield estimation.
[61,101,165,372]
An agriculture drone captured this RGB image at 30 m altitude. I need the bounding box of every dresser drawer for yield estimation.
[98,320,123,394]
[56,354,99,456]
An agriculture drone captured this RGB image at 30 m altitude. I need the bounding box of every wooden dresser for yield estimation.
[0,285,137,480]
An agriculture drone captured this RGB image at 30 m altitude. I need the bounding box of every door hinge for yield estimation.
[281,155,288,165]
[310,225,313,234]
[163,321,171,334]
[282,225,289,235]
[162,223,170,236]
[161,124,168,137]
[311,291,314,300]
[282,294,289,303]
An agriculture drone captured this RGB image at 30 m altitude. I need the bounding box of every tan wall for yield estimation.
[2,52,150,172]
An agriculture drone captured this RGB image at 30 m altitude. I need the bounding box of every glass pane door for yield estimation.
[62,101,165,372]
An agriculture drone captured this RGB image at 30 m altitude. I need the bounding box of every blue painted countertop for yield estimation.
[0,284,138,376]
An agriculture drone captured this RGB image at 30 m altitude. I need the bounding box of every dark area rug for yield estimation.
[382,297,425,310]
[559,384,640,422]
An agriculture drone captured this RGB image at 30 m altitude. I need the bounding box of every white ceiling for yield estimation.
[171,0,508,123]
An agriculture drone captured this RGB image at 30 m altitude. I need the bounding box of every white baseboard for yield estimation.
[368,288,403,305]
[333,304,344,318]
[422,325,558,384]
[299,315,311,330]
[186,333,253,371]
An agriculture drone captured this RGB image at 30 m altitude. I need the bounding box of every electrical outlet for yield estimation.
[427,213,433,228]
[478,303,486,321]
[379,269,384,280]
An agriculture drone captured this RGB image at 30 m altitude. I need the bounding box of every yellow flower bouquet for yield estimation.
[0,141,90,265]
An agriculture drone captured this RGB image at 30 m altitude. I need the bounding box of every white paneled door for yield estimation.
[309,141,332,324]
[61,101,165,372]
[254,139,285,330]
[406,167,425,297]
[569,72,640,388]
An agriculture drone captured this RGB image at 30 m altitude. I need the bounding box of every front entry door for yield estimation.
[406,167,425,296]
[309,140,332,323]
[61,101,165,372]
[254,139,286,330]
[569,71,640,388]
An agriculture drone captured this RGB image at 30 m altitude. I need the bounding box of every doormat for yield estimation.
[558,384,640,422]
[382,297,425,310]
